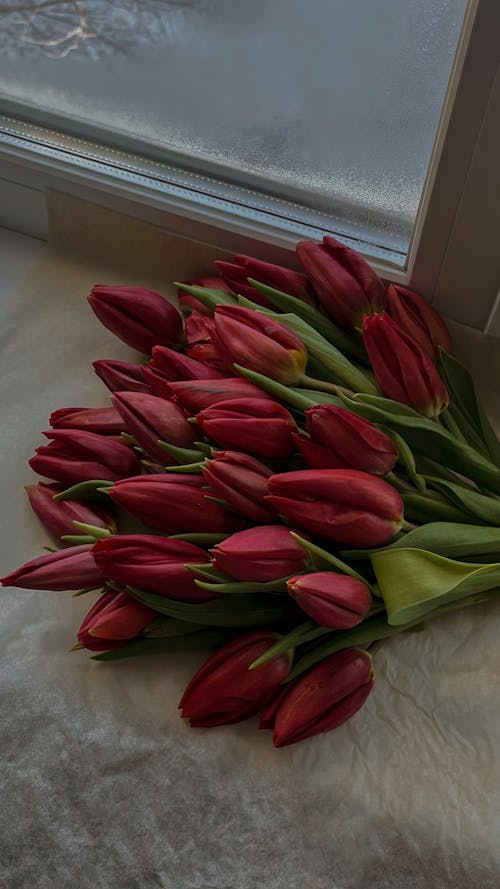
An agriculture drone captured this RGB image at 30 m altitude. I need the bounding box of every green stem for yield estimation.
[298,373,352,397]
[249,620,330,670]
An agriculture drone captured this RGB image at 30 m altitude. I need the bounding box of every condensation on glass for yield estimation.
[0,0,468,254]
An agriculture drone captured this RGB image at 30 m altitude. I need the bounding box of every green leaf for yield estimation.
[247,279,368,363]
[425,476,500,525]
[439,349,500,467]
[249,620,328,670]
[72,522,112,540]
[194,577,289,595]
[371,547,500,625]
[337,392,500,494]
[92,628,234,660]
[234,365,314,410]
[157,441,206,463]
[290,388,343,407]
[184,563,230,582]
[289,533,376,592]
[384,428,426,491]
[173,282,237,310]
[165,461,205,473]
[236,296,378,395]
[402,492,475,525]
[61,534,96,545]
[144,616,205,637]
[53,480,113,501]
[126,586,299,626]
[342,522,500,560]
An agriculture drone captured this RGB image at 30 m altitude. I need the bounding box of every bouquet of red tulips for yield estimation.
[4,239,500,748]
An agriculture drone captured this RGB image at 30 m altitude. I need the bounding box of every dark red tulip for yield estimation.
[296,236,386,329]
[92,535,212,601]
[29,429,138,486]
[77,589,156,652]
[87,285,183,354]
[210,525,307,582]
[49,406,127,435]
[286,572,372,629]
[363,313,449,418]
[266,469,404,546]
[1,544,104,591]
[305,404,398,475]
[260,648,375,747]
[213,305,307,384]
[184,312,231,372]
[196,398,296,459]
[215,255,315,308]
[142,344,224,397]
[386,283,452,362]
[169,377,271,415]
[112,391,197,463]
[93,359,151,394]
[26,481,116,545]
[107,474,242,534]
[179,631,292,727]
[202,451,276,523]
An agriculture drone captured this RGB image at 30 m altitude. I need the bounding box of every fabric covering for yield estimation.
[1,194,500,888]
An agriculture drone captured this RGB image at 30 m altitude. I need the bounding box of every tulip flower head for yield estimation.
[169,377,271,415]
[287,572,372,629]
[49,406,127,435]
[179,631,293,727]
[29,428,138,486]
[112,391,197,463]
[362,313,449,418]
[196,397,296,459]
[210,525,308,582]
[177,275,233,316]
[215,254,314,307]
[266,469,404,546]
[260,648,375,747]
[93,359,151,394]
[202,450,276,523]
[386,284,452,362]
[296,236,386,330]
[1,544,104,591]
[77,590,156,652]
[305,404,398,475]
[87,285,183,354]
[213,305,307,384]
[26,481,116,545]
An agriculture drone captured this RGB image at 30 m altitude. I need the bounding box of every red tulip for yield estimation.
[305,404,398,475]
[386,283,452,362]
[266,469,403,546]
[169,377,271,415]
[177,275,233,316]
[293,432,347,470]
[363,313,449,418]
[1,544,104,591]
[210,525,307,582]
[107,474,242,534]
[112,391,197,463]
[93,359,151,394]
[296,236,386,329]
[92,535,212,602]
[49,406,127,435]
[87,285,183,354]
[179,631,292,727]
[196,398,296,459]
[29,429,138,486]
[77,589,156,652]
[213,305,307,384]
[184,312,231,372]
[215,255,315,308]
[26,481,116,545]
[202,451,276,523]
[260,648,374,747]
[142,344,224,397]
[286,572,372,629]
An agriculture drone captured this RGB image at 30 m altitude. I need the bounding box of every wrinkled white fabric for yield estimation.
[1,199,500,889]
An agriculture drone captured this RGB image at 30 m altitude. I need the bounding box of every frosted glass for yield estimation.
[0,0,468,252]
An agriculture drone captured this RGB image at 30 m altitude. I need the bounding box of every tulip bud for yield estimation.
[362,313,449,418]
[386,283,452,362]
[87,285,183,354]
[93,359,151,394]
[184,312,231,372]
[111,391,197,463]
[29,429,138,486]
[296,236,386,329]
[77,589,156,652]
[286,572,371,629]
[202,451,276,523]
[143,345,224,398]
[92,535,213,601]
[49,406,127,435]
[177,276,233,316]
[179,631,292,727]
[305,404,398,475]
[210,525,308,582]
[169,378,271,415]
[215,255,315,308]
[107,474,242,534]
[213,305,307,384]
[292,432,346,469]
[196,398,296,459]
[260,648,374,747]
[26,481,116,545]
[1,544,104,591]
[266,469,403,546]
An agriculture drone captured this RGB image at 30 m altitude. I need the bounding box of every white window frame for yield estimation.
[0,0,498,330]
